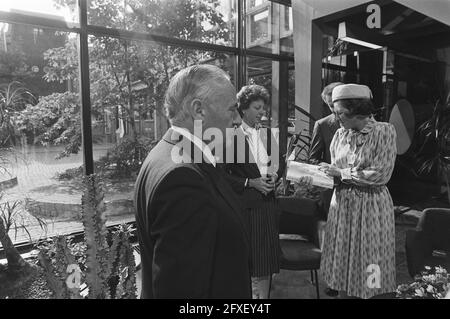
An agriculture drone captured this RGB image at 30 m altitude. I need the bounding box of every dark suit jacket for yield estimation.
[224,126,281,209]
[309,114,340,164]
[308,114,340,220]
[134,128,251,299]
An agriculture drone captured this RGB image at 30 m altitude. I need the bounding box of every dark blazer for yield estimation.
[308,114,340,220]
[309,114,340,164]
[224,126,281,209]
[134,128,251,299]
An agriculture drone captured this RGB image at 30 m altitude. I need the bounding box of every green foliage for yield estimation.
[55,137,155,182]
[37,236,81,299]
[396,266,450,299]
[278,105,315,196]
[14,0,230,157]
[415,93,450,203]
[15,92,81,155]
[0,48,33,82]
[97,137,155,179]
[38,174,137,299]
[0,196,47,271]
[0,81,36,145]
[81,175,112,298]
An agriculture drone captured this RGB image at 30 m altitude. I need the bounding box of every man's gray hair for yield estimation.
[321,82,344,105]
[164,64,231,123]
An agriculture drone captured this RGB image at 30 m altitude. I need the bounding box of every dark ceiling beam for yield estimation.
[385,23,450,41]
[382,8,414,33]
[270,0,291,6]
[395,16,434,31]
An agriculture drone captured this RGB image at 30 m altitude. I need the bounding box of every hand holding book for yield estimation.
[286,161,334,189]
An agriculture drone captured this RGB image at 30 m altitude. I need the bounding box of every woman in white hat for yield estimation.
[317,84,397,298]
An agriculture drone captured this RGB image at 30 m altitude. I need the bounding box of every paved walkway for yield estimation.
[1,144,134,246]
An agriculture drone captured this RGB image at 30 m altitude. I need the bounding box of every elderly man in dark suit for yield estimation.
[134,64,251,299]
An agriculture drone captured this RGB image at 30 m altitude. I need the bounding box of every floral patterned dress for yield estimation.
[320,117,397,299]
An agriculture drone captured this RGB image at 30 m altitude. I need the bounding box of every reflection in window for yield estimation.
[244,1,293,56]
[247,0,266,9]
[247,55,273,123]
[283,6,293,34]
[248,8,270,45]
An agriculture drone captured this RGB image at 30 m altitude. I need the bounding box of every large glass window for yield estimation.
[246,55,276,125]
[245,0,293,56]
[86,0,237,47]
[0,23,82,242]
[87,34,237,224]
[0,0,294,241]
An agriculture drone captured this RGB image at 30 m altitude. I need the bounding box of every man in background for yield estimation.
[308,81,343,297]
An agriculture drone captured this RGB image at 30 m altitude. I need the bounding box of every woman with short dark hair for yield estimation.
[225,84,280,299]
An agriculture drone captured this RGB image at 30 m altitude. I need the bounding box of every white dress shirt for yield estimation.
[241,121,270,176]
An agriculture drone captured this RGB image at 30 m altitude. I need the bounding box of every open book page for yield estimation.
[286,161,334,189]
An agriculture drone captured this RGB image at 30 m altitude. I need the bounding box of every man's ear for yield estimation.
[188,99,205,120]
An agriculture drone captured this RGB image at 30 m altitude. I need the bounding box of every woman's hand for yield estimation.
[321,165,342,178]
[249,177,274,196]
[296,176,313,187]
[268,173,278,185]
[318,162,330,169]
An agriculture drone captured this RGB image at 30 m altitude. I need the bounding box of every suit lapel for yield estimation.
[164,127,249,245]
[199,163,250,247]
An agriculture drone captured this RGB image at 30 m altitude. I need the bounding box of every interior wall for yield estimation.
[292,0,323,134]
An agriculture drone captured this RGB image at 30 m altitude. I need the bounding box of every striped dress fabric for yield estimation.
[246,197,280,277]
[320,118,397,299]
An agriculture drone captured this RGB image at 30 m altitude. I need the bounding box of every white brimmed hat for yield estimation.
[332,84,373,103]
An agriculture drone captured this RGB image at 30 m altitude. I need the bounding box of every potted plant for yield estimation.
[396,266,450,299]
[415,92,450,204]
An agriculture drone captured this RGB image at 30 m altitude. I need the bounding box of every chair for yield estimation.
[275,196,322,299]
[405,208,450,277]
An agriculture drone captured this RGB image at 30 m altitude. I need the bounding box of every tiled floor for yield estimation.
[133,216,417,299]
[268,219,414,299]
[2,145,443,299]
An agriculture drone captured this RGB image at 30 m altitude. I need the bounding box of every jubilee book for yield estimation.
[286,161,334,189]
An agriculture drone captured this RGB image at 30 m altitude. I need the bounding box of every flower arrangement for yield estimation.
[396,266,450,299]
